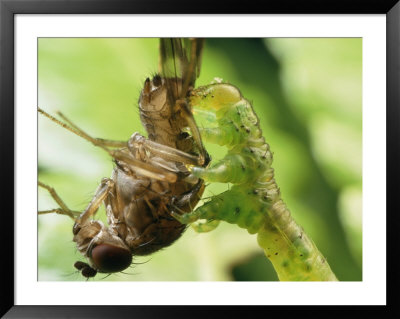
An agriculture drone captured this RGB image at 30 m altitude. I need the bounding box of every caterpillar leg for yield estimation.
[191,154,252,184]
[170,195,223,225]
[191,219,220,233]
[172,188,265,234]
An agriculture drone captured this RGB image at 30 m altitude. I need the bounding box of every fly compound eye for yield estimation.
[91,244,132,273]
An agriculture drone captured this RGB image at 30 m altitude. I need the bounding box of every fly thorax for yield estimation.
[113,168,150,204]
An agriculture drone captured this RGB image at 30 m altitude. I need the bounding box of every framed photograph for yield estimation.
[1,0,398,317]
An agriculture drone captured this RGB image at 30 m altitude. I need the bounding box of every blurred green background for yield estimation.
[38,38,362,281]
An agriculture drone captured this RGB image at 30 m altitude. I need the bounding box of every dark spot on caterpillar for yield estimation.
[230,121,239,132]
[274,238,278,242]
[235,207,240,214]
[211,95,214,98]
[321,258,326,264]
[246,128,250,133]
[300,254,303,257]
[253,189,259,195]
[266,223,278,232]
[298,232,303,239]
[282,260,289,267]
[306,264,312,272]
[275,252,278,255]
[267,255,271,258]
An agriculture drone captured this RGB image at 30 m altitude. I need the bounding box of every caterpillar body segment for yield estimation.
[173,83,338,281]
[172,186,266,235]
[257,209,338,281]
[190,219,220,233]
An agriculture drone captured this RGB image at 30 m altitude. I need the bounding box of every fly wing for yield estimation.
[159,38,208,166]
[159,38,205,106]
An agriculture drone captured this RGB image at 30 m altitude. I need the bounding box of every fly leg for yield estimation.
[74,178,114,228]
[39,108,180,183]
[72,178,116,255]
[110,149,179,183]
[112,132,209,184]
[129,132,201,166]
[38,181,81,219]
[38,179,113,238]
[38,108,127,149]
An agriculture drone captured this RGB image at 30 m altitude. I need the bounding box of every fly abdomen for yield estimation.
[138,75,195,153]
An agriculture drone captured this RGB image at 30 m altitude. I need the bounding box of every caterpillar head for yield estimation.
[190,83,241,111]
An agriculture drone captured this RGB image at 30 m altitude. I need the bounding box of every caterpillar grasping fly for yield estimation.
[38,38,338,281]
[172,82,338,281]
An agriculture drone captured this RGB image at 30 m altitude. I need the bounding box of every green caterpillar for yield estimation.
[172,82,338,281]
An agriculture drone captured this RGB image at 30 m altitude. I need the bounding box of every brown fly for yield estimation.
[38,38,209,279]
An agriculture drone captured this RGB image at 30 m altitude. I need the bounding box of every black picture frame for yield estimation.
[1,0,398,317]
